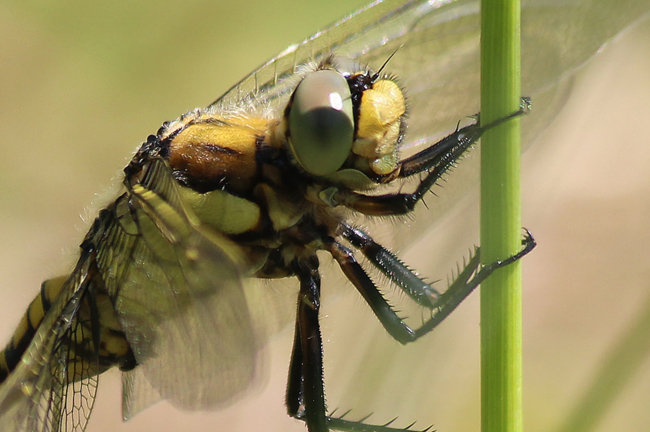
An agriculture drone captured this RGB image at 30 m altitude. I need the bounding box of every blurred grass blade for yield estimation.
[555,291,650,432]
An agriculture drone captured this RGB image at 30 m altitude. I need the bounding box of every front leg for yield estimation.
[324,102,529,217]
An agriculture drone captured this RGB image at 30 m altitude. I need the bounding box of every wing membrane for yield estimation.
[211,0,650,254]
[0,157,262,430]
[0,260,98,432]
[97,158,257,415]
[215,0,648,129]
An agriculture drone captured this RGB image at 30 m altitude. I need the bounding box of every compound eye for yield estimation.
[288,69,354,176]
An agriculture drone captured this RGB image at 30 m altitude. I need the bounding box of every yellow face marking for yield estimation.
[353,79,406,175]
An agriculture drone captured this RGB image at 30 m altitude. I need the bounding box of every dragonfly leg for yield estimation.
[287,255,438,432]
[327,240,419,344]
[329,227,536,343]
[285,319,303,422]
[340,222,440,309]
[330,101,530,217]
[411,228,536,340]
[287,256,328,432]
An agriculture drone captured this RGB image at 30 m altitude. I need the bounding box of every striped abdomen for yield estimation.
[0,275,135,384]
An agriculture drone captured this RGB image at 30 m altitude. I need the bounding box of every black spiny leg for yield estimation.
[287,256,328,432]
[286,318,304,421]
[319,231,534,430]
[330,102,530,217]
[328,240,417,344]
[329,227,535,344]
[340,222,441,309]
[286,255,436,432]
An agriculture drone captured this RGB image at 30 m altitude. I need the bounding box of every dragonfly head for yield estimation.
[284,57,407,186]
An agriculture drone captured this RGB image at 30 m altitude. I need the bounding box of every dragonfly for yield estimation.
[0,0,648,432]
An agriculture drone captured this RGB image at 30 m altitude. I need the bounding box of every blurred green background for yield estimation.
[1,1,650,432]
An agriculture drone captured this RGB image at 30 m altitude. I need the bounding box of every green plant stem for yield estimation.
[479,0,523,432]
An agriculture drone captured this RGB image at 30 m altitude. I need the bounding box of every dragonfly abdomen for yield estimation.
[0,276,67,383]
[0,274,135,385]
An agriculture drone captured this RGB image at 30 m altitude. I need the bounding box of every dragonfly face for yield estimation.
[1,1,649,432]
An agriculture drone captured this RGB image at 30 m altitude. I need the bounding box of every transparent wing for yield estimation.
[214,0,649,126]
[0,261,98,432]
[211,0,650,254]
[0,158,275,432]
[94,158,258,417]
